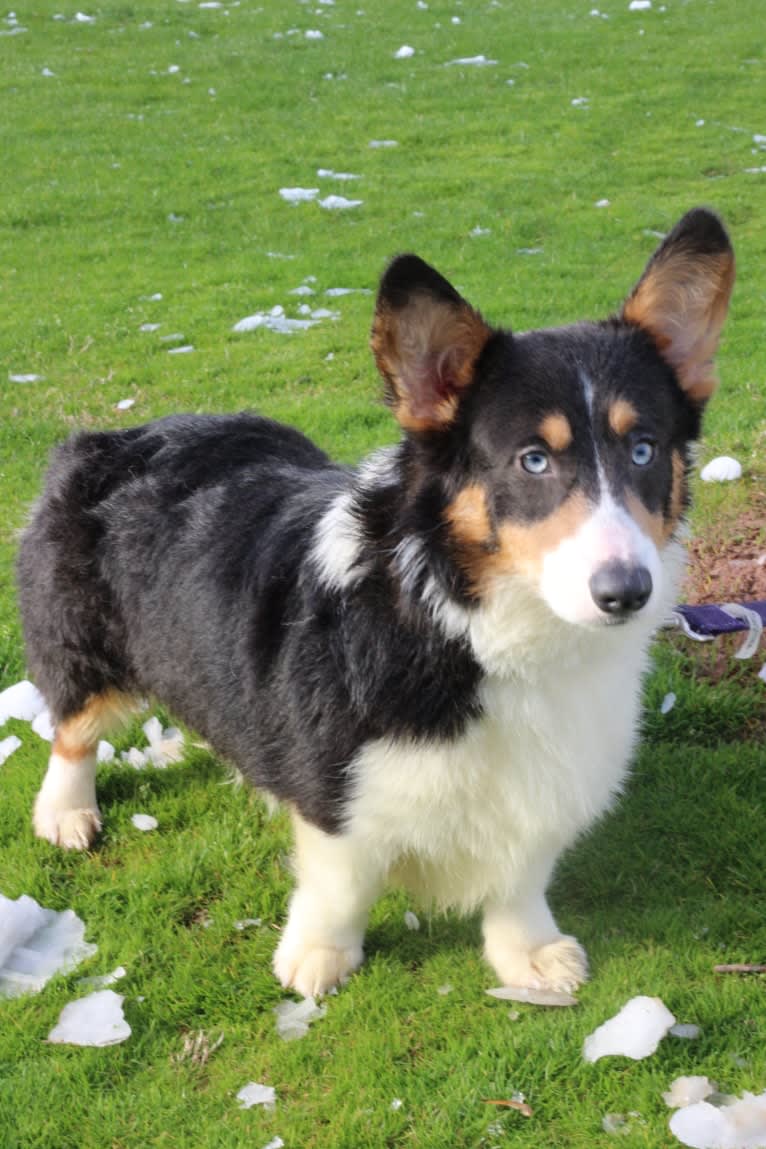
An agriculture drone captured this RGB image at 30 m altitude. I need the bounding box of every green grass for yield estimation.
[1,1,765,1146]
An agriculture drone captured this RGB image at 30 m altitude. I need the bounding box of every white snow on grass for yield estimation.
[274,996,327,1040]
[262,1139,284,1149]
[78,965,127,989]
[628,0,651,8]
[142,716,185,766]
[470,225,491,237]
[663,1076,715,1109]
[131,813,159,832]
[446,54,497,66]
[325,287,372,296]
[97,740,116,763]
[290,284,315,296]
[48,989,131,1046]
[670,1023,702,1040]
[305,29,324,39]
[486,984,578,1007]
[0,894,97,998]
[317,168,360,180]
[279,187,320,204]
[700,455,742,482]
[115,398,135,410]
[595,198,611,208]
[583,995,676,1062]
[669,1090,766,1148]
[139,323,161,332]
[234,917,262,930]
[74,11,96,22]
[9,372,44,383]
[369,138,398,148]
[167,345,194,354]
[661,692,677,715]
[571,96,590,106]
[233,307,319,334]
[318,194,363,209]
[0,735,22,766]
[0,680,46,726]
[404,910,420,931]
[32,708,55,741]
[394,44,415,58]
[237,1082,276,1110]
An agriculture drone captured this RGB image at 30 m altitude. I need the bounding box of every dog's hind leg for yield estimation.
[33,689,137,850]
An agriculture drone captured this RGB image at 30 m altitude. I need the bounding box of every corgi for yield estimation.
[17,208,734,998]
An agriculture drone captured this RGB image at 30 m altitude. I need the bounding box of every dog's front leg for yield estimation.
[482,879,588,994]
[273,810,384,997]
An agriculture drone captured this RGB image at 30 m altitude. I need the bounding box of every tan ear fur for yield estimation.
[622,212,735,403]
[371,293,492,432]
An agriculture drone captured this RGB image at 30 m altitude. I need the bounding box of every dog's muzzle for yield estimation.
[589,561,653,618]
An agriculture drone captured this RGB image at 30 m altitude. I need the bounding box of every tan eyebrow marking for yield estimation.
[608,397,639,437]
[538,412,573,452]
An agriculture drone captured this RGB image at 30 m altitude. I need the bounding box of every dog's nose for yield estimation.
[589,561,652,617]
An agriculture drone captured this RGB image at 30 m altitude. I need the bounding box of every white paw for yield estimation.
[33,799,101,850]
[273,934,363,997]
[486,934,588,993]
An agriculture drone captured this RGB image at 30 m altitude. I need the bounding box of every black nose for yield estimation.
[589,561,652,617]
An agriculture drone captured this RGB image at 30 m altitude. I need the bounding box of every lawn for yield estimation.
[1,1,765,1146]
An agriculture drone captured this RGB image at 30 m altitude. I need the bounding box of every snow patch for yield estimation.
[280,187,320,203]
[663,1076,715,1109]
[486,985,578,1007]
[115,398,135,410]
[583,995,676,1062]
[700,455,742,482]
[0,894,97,998]
[660,692,677,715]
[274,996,326,1040]
[237,1082,277,1110]
[0,680,46,725]
[48,989,130,1046]
[446,54,497,66]
[9,373,44,383]
[669,1091,766,1148]
[0,735,22,765]
[131,813,158,832]
[394,44,415,58]
[318,195,363,209]
[404,910,420,931]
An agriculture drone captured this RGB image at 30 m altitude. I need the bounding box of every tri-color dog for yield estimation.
[18,208,734,997]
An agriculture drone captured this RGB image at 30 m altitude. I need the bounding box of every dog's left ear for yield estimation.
[371,255,493,432]
[622,208,735,404]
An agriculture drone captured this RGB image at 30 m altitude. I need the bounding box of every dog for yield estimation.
[17,208,734,998]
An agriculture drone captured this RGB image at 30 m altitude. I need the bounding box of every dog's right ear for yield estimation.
[371,255,492,433]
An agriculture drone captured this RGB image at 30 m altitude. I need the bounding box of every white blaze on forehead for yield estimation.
[539,490,662,626]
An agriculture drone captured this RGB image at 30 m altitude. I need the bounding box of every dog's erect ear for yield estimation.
[371,255,493,432]
[622,208,735,404]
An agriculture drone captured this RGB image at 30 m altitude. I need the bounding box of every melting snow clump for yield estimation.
[669,1090,766,1148]
[48,989,131,1046]
[700,456,742,482]
[131,813,159,832]
[404,910,420,930]
[0,893,97,997]
[237,1082,277,1110]
[0,680,46,725]
[0,735,22,766]
[274,996,326,1040]
[663,1076,716,1109]
[318,195,363,209]
[583,995,676,1061]
[487,984,578,1006]
[394,44,415,58]
[279,187,320,204]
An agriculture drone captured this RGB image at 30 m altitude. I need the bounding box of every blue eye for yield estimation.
[520,449,550,475]
[631,439,655,467]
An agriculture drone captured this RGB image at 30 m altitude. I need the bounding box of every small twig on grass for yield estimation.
[483,1099,534,1117]
[714,963,766,974]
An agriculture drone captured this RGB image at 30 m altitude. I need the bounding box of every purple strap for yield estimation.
[674,601,766,637]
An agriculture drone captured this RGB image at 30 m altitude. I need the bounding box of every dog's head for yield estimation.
[371,209,734,632]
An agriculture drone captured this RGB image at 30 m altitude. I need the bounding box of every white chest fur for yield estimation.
[345,628,651,913]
